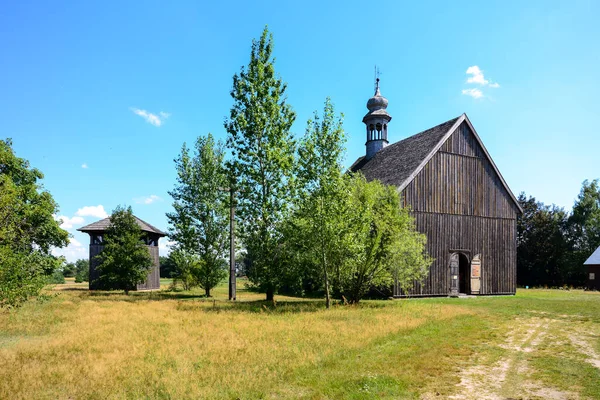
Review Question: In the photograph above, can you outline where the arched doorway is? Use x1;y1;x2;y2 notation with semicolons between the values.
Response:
458;253;470;294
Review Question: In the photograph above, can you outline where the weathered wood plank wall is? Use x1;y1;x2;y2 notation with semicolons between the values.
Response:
88;244;161;291
405;213;516;295
136;246;161;290
88;244;103;290
587;266;600;290
398;122;518;296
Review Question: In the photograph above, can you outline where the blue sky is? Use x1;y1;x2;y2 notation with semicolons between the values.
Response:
2;1;598;261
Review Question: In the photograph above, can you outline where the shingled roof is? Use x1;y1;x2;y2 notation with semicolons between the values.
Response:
350;116;460;187
350;113;523;212
77;216;167;236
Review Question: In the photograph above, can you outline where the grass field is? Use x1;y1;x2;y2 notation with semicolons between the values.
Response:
1;280;599;399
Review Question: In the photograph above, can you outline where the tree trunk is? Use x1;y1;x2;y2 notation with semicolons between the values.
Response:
324;275;331;309
124;289;129;296
322;252;331;309
266;289;274;302
205;287;210;297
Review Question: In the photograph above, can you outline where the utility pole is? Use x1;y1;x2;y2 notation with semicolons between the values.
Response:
229;185;236;301
219;183;236;301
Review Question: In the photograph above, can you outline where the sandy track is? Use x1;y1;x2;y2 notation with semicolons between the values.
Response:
424;313;600;400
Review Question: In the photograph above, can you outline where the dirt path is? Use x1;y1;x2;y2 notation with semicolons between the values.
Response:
569;331;600;370
424;313;600;400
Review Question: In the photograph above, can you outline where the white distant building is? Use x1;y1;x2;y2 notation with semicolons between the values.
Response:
584;246;600;290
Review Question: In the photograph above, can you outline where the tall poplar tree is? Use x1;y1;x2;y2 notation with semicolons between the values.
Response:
293;98;347;308
167;134;229;296
569;179;600;256
224;27;296;301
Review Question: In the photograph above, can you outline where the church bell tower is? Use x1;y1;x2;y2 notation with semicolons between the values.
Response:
363;78;392;160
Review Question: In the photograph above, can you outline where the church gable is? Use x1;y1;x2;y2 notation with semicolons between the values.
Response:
402;119;521;219
439;119;482;157
351;83;519;296
350;116;460;186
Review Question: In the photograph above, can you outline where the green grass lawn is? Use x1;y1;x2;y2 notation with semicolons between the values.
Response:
1;282;599;399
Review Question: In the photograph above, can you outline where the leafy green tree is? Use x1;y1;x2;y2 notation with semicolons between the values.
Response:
49;269;66;284
74;259;89;283
338;175;431;303
95;206;152;295
567;179;600;286
290;98;348;308
62;262;76;278
569;179;600;256
196;256;227;296
0;250;56;307
168;249;200;291
517;193;572;287
0;139;68;308
388;217;432;296
235;252;251;277
224;27;297;301
159;256;176;278
517;182;600;288
167;134;229;297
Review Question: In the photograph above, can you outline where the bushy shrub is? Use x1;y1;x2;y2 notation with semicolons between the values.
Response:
0;139;69;307
48;269;66;284
62;262;76;278
74;259;89;283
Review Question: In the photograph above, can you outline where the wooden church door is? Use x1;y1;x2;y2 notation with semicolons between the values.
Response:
449;253;459;297
470;254;481;294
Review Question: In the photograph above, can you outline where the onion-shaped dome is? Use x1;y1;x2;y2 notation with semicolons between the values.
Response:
366;87;389;111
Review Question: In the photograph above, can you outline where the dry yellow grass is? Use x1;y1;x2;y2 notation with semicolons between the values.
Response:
3;283;598;399
0;280;476;399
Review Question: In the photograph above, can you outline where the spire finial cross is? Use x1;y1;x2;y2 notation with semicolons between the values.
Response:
374;65;381;94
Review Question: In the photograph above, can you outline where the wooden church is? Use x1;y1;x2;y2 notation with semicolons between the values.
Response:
351;80;523;297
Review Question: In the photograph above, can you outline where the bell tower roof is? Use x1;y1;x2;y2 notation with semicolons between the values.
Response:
362;76;392;160
366;78;389;112
363;78;392;123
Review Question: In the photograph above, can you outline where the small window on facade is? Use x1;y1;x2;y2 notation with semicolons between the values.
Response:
590;273;596;280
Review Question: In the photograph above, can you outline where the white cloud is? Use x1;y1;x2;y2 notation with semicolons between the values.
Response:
81;163;88;169
462;88;484;99
135;194;162;205
56;215;86;229
76;205;108;219
466;66;488;85
52;237;89;262
462;66;500;99
130;108;170;127
465;65;500;88
159;239;175;256
52;237;87;262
